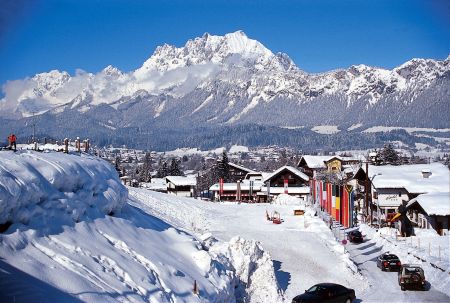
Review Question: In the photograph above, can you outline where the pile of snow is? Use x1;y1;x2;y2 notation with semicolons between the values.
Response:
0;150;127;230
272;193;304;207
208;236;284;303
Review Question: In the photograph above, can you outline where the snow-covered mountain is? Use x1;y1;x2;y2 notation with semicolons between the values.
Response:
0;31;448;148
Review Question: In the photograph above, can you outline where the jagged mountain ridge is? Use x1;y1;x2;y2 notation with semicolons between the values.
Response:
0;31;449;133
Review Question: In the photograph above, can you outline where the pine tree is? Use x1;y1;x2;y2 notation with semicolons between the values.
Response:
156;161;169;178
379;144;400;165
216;151;230;182
114;156;122;176
139;152;152;182
169;158;182;176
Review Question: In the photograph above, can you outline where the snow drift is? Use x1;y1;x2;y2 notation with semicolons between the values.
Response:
0;150;127;230
0;151;285;302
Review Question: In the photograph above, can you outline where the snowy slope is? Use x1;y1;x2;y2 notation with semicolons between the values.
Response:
0;151;238;302
0;151;291;303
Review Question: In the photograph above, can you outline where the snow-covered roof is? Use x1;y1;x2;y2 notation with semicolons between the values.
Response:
166;176;197;186
365;163;449;194
228;145;249;154
228;162;254;173
298;155;329;169
263;166;309;182
406;192;450;216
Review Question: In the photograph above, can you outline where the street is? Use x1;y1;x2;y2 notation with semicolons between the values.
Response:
347;235;450;302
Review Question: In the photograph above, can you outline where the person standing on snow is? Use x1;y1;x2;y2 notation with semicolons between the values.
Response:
8;133;17;151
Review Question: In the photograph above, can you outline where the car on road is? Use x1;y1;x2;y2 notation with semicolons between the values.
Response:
347;230;363;243
398;264;426;291
376;253;401;271
292;282;356;303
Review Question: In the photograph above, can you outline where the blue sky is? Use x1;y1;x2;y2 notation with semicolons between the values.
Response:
1;0;449;86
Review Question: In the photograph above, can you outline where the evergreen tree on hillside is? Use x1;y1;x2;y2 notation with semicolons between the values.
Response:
156;161;169;178
139;152;152;182
379;144;400;165
216;151;230;182
114;156;122;176
169;158;183;176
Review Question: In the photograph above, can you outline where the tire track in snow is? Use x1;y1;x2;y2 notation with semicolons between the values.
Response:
97;230;176;303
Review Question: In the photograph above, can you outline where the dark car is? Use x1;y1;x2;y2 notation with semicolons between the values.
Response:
398;264;426;291
347;230;363;243
292;283;356;303
377;253;401;271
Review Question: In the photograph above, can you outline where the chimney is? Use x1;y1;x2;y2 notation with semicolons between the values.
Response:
421;169;432;178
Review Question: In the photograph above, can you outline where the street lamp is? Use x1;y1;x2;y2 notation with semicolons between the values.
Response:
369;173;382;227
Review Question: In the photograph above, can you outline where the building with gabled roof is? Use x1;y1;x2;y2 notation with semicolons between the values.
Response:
405;192;450;235
228;162;255;182
166;176;197;197
261;166;310;200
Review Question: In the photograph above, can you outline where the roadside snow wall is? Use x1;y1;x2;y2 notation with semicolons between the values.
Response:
0;150;127;230
208;236;285;303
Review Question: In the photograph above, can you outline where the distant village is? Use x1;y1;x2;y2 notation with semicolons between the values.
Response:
9;139;450;237
92;143;450;237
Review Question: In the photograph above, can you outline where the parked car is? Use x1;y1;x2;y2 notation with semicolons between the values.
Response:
347;230;363;243
292;283;356;303
398;264;426;291
377;253;401;271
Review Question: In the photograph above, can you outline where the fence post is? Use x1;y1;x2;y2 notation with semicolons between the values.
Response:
76;137;81;153
64;138;69;153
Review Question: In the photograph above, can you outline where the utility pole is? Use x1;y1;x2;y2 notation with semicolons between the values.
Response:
365;161;369;224
31;111;37;143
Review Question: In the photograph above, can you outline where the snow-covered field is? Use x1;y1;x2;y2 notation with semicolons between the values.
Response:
1;150;448;302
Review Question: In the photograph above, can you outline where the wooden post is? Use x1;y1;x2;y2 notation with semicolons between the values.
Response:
86;139;90;152
64;138;69;153
76;137;80;153
34;142;38;151
193;280;199;295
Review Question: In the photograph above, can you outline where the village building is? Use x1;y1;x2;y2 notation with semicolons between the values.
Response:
209;180;263;202
405;192;450;235
261;166;310;202
354;163;450;223
228;162;255;182
298;155;362;179
165;176;197;197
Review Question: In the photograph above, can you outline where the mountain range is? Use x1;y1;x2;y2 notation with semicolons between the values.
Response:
1;31;449;151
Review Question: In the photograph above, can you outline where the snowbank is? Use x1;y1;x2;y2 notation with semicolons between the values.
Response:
0;151;238;302
0;150;127;230
207;236;284;303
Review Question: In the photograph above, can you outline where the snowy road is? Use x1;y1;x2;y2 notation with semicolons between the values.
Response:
204;204;368;301
347;236;450;303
